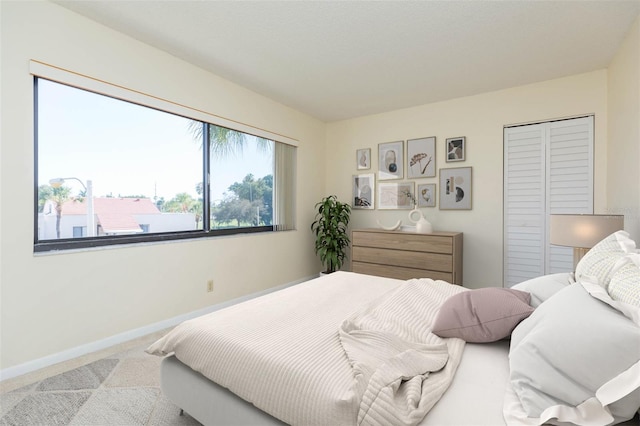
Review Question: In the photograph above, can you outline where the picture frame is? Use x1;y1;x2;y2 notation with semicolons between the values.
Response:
356;148;371;170
377;182;414;210
407;136;436;178
352;173;375;209
378;141;404;180
417;183;436;207
439;167;472;210
445;137;466;162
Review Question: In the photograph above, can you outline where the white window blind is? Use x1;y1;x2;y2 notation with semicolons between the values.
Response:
274;142;297;231
504;116;594;287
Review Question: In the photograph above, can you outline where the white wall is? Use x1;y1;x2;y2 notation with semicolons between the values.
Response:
0;1;325;371
607;16;640;241
326;71;609;289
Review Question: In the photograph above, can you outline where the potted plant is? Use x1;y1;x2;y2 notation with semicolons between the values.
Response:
310;195;351;274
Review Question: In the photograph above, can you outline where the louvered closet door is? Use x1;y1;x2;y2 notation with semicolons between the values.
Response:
504;124;546;286
546;117;594;273
504;116;593;287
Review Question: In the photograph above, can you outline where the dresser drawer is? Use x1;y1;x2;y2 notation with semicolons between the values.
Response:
352;262;453;282
352;246;452;272
352;231;453;254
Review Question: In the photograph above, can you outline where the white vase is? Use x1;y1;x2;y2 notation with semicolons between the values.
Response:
408;207;432;234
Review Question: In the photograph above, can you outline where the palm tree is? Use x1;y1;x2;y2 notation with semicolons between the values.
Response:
188;121;271;158
37;185;53;213
42;185;71;239
163;192;202;228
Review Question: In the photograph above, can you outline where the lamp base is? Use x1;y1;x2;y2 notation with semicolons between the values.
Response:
573;247;590;270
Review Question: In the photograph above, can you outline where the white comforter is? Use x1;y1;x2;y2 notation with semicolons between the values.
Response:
147;272;466;426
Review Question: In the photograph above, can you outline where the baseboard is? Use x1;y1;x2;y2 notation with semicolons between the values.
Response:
0;275;314;382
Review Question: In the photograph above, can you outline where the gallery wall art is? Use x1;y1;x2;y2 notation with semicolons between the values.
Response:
440;167;472;210
407;136;435;178
378;141;404;180
352;173;374;209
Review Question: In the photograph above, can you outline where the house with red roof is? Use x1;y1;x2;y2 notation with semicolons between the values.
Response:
38;197;196;240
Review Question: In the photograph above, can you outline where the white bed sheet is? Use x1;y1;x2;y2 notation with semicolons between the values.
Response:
423;340;510;425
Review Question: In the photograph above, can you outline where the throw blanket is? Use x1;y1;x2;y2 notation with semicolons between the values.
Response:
340;279;466;426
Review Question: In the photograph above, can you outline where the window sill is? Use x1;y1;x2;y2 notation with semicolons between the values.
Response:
34;226;274;254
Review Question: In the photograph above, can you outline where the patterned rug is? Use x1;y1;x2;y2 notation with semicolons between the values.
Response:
0;343;201;426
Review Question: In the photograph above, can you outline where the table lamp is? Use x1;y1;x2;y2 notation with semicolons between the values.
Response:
550;214;624;268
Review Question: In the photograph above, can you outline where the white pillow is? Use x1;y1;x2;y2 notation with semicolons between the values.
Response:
511;273;573;307
575;231;636;289
608;253;640;308
507;282;640;425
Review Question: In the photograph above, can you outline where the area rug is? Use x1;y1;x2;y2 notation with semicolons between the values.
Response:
0;343;200;426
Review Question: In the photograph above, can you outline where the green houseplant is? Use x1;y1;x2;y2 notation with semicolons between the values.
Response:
310;195;351;274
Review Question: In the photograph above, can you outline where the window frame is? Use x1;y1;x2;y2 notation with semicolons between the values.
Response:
31;61;297;253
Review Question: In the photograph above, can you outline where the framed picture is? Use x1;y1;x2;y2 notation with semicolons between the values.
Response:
356;148;371;170
439;167;472;210
446;137;466;162
417;183;436;207
378;141;404;180
407;136;436;178
352;173;374;209
378;182;414;210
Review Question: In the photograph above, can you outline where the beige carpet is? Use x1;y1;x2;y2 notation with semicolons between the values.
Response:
0;342;201;426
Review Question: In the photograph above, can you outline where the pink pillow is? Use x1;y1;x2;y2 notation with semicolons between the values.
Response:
432;288;534;343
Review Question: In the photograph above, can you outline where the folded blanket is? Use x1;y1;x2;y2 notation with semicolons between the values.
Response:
339;279;466;426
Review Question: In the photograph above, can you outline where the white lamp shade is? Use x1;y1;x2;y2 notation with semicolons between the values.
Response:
550;214;624;249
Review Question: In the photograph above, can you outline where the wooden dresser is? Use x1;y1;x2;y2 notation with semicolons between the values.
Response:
351;229;463;285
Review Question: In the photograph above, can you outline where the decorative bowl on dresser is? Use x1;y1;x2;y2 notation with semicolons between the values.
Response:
351;229;463;285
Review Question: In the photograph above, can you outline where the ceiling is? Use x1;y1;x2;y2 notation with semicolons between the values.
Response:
53;1;640;122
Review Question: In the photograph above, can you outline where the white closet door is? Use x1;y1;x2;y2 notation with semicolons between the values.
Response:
504;124;546;287
504;116;594;287
546;117;594;273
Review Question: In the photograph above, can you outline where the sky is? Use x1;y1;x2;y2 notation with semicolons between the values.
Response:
37;79;273;202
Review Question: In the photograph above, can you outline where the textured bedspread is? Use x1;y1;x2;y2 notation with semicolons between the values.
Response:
340;279;466;426
147;272;465;426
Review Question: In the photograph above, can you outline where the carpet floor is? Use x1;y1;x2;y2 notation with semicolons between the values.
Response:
0;343;201;426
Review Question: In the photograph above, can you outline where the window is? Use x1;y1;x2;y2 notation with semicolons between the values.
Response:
209;130;274;229
33;67;296;252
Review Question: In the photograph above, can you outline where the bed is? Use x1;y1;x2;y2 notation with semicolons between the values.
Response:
147;231;640;426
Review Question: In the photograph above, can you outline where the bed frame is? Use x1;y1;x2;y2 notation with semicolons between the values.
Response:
161;355;285;425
